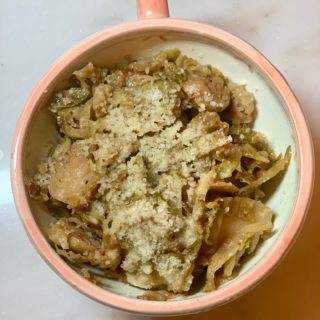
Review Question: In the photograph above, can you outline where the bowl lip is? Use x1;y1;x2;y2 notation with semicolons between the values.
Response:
10;18;314;316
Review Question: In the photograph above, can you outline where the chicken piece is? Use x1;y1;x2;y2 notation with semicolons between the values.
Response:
228;84;256;123
48;217;120;269
49;149;100;208
182;71;230;112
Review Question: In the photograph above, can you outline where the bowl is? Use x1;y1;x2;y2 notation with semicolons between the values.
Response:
10;0;314;316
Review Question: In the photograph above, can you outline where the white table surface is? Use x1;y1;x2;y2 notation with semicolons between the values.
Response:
1;0;319;319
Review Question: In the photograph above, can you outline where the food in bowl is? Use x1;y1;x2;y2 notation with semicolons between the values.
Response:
27;49;290;298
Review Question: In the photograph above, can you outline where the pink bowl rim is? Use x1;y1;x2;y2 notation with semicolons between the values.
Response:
10;18;314;315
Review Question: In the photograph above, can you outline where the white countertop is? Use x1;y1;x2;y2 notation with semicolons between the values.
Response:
1;0;319;319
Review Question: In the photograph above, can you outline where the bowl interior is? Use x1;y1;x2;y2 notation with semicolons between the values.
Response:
23;28;299;300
